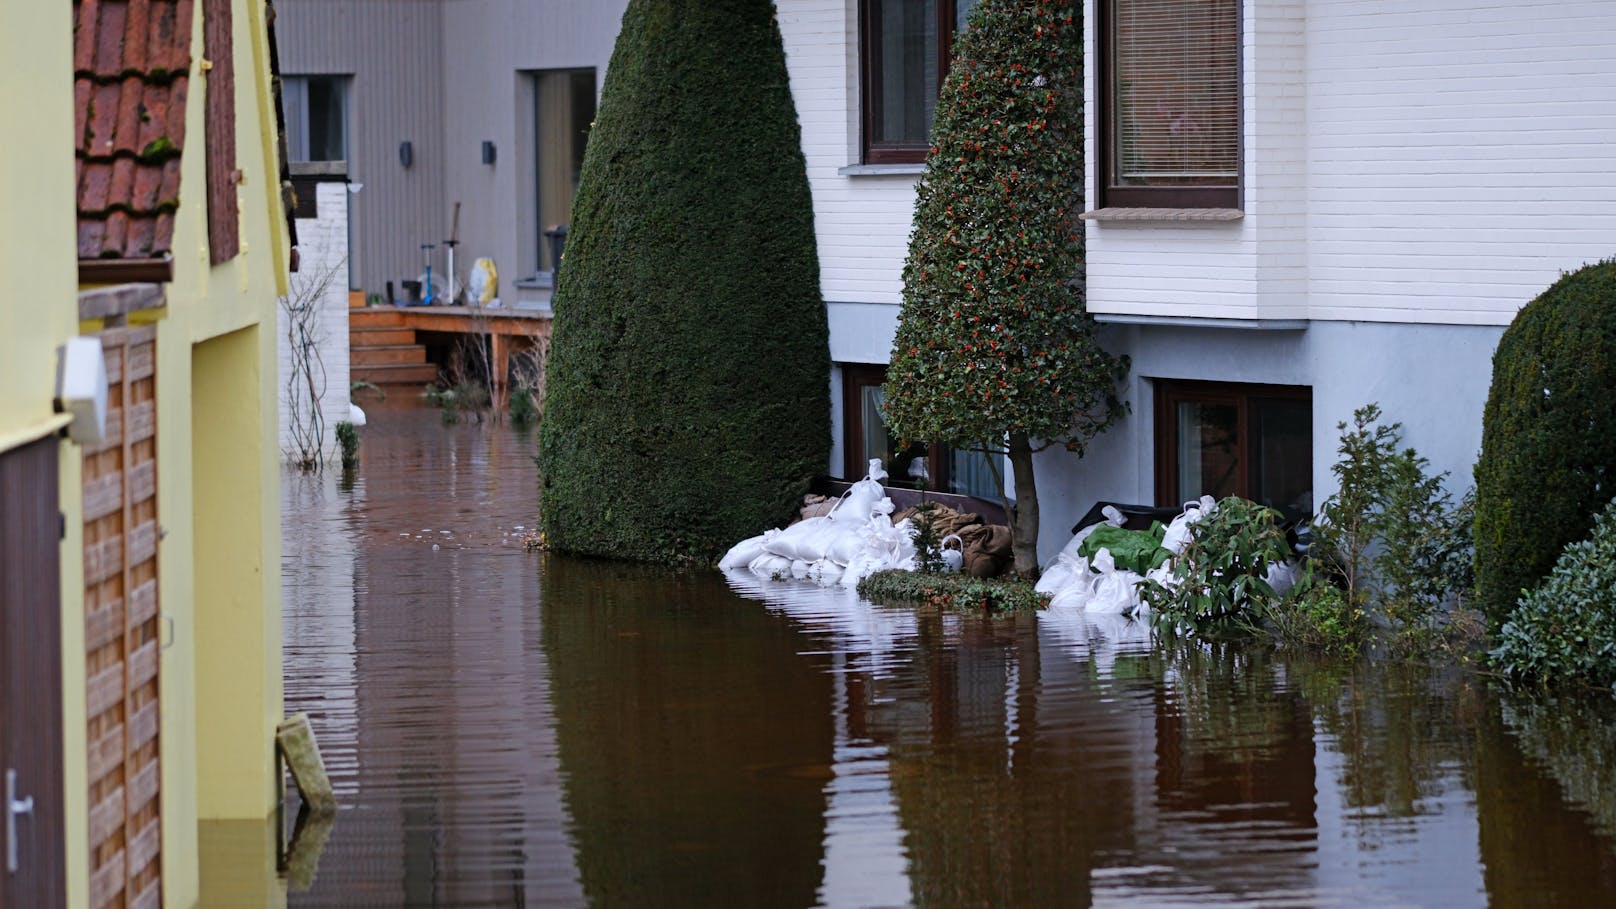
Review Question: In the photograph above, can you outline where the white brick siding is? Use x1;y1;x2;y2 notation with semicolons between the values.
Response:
278;181;352;464
778;1;918;333
1085;0;1616;326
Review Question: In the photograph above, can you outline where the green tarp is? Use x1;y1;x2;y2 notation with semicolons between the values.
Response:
1078;522;1171;575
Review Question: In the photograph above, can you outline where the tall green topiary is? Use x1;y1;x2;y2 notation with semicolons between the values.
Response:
538;0;829;564
883;0;1127;576
1475;259;1616;625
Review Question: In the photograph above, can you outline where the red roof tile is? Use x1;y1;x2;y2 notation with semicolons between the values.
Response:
74;0;196;262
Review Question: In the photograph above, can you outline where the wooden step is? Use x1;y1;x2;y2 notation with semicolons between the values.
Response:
349;327;416;346
352;345;427;366
348;308;409;328
352;363;440;385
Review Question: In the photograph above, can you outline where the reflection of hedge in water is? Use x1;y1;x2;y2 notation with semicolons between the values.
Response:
1475;694;1616;901
1502;697;1616;840
1290;659;1484;817
881;614;1101;907
538;558;833;907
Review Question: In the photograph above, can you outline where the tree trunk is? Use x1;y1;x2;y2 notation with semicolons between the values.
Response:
1007;433;1040;578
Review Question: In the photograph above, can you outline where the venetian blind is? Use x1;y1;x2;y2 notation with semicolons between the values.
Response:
1111;0;1239;185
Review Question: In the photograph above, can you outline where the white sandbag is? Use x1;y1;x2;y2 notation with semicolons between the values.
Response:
764;516;839;562
1089;566;1145;615
1043;505;1127;580
719;532;770;570
748;552;793;579
1265;559;1300;598
1036;552;1091;596
1048;572;1096;612
805;559;845;586
1161;495;1219;554
790;559;812;580
829;460;889;524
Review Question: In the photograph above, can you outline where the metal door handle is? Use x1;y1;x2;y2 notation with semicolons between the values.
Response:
6;768;33;873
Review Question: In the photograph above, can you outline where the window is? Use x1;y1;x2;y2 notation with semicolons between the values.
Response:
1155;380;1311;521
1100;0;1239;208
532;69;596;275
283;75;349;162
842;364;1001;500
859;0;976;164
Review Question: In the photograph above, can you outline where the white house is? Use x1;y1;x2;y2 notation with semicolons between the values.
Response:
776;0;1616;562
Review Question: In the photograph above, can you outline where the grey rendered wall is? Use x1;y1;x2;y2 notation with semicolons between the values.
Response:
1027;321;1505;565
276;0;626;298
439;0;626;289
277;0;448;297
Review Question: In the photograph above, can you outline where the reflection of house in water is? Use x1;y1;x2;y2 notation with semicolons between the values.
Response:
283;418;583;904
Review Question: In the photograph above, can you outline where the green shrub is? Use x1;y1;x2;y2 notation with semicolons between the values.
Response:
1475;259;1616;626
882;0;1127;575
857;570;1047;614
1267;568;1369;656
509;385;539;425
537;0;829;564
1491;497;1616;688
335;421;359;472
1312;404;1457;633
1141;497;1291;633
425;381;490;424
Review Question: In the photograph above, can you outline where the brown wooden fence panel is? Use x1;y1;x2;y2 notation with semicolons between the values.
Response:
83;326;162;909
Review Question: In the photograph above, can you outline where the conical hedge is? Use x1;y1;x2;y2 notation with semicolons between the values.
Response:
882;0;1126;572
1475;259;1616;625
538;0;830;564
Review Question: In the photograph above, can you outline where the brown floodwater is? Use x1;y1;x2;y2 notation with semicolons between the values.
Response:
277;403;1616;907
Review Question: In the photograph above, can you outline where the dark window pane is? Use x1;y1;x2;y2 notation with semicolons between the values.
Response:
948;448;999;499
306;76;346;162
1251;398;1312;519
869;0;939;149
1176;400;1241;501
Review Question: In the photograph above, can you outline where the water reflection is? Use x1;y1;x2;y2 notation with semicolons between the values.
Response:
270;405;1616;907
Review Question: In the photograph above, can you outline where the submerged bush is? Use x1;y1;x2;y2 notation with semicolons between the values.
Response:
1141;497;1292;633
857;570;1047;614
1475;259;1616;626
538;0;829;564
1491;497;1616;688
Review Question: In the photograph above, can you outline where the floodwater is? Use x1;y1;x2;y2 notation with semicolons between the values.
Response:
277;404;1616;907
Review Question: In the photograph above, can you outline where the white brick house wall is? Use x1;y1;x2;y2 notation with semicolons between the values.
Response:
1084;0;1616;326
278;179;352;464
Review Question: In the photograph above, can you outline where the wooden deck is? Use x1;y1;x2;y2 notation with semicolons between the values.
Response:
350;305;552;390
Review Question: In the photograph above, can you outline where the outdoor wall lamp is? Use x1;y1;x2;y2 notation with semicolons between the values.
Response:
399;141;414;169
482;141;497;165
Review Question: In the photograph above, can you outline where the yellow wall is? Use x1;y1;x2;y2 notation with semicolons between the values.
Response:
5;1;289;905
154;2;290;906
0;6;91;909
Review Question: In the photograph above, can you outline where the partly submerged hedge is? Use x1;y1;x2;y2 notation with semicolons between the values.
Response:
538;0;830;563
1474;259;1616;625
1492;497;1616;688
857;570;1048;613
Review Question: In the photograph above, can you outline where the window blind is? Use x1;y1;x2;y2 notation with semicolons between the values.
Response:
1110;0;1239;186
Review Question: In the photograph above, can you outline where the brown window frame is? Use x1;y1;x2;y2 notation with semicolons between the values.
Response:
858;0;967;165
843;364;946;485
1153;379;1311;515
1098;0;1242;209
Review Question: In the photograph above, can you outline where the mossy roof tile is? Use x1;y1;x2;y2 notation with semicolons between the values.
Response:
74;0;196;262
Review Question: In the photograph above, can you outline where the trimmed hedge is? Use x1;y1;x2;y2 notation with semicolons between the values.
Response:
1474;259;1616;625
856;570;1048;614
538;0;830;564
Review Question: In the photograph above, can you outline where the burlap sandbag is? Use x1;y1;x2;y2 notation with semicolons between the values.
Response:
958;524;1013;578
